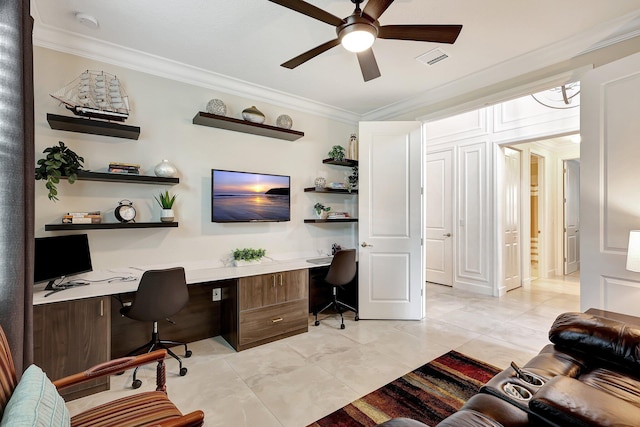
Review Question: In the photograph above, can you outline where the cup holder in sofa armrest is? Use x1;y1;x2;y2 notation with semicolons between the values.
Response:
510;362;545;386
503;383;532;401
480;364;545;411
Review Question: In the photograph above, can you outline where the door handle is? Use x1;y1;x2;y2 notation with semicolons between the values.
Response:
361;242;374;247
443;233;451;237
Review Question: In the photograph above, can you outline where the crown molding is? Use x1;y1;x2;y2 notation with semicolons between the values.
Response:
31;5;640;124
32;25;361;125
362;10;640;121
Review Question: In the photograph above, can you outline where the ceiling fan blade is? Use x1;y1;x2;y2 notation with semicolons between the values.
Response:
362;0;395;21
356;49;381;82
378;24;463;43
281;39;341;69
268;0;344;26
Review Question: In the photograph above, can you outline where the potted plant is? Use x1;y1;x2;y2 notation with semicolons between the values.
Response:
232;248;266;266
35;141;84;201
314;202;331;219
328;145;346;162
154;190;177;222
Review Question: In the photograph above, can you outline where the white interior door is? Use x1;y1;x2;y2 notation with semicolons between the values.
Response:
425;150;453;286
581;52;640;314
358;121;423;320
503;147;521;291
564;159;580;275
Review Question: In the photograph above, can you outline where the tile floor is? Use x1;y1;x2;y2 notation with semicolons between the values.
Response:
65;274;580;427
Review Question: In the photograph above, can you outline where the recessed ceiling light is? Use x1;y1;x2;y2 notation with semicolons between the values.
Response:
75;13;99;29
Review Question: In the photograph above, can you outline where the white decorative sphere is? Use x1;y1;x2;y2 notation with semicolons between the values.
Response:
276;114;293;129
206;99;227;116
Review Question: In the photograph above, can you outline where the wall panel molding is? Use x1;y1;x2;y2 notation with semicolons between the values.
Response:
425;109;488;146
457;141;489;283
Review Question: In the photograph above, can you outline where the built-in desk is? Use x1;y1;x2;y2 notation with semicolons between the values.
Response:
33;257;333;400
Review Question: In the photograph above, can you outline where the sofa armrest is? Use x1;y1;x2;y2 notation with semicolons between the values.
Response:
152;410;205;427
376;418;430;427
529;375;640;427
549;312;640;371
53;349;168;393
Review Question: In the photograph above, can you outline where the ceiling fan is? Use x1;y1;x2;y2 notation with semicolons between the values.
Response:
268;0;463;82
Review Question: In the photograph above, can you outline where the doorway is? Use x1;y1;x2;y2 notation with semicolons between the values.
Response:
530;154;542;280
425;149;453;286
502;136;580;284
563;159;580;275
503;146;522;291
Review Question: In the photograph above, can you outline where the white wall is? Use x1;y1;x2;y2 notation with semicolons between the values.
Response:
424;92;579;296
34;47;358;270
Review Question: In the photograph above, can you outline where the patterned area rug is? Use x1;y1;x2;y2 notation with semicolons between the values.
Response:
308;350;500;427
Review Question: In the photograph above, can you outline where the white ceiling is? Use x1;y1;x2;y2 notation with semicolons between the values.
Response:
31;1;640;121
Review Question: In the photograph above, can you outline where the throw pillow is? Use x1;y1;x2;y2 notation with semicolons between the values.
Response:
0;364;70;426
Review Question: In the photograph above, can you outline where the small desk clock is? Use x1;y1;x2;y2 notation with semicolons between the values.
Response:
115;199;136;223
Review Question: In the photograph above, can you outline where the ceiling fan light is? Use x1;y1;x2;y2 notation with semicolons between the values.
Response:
340;24;376;52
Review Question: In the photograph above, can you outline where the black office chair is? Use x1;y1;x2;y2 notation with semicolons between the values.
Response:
120;267;192;389
313;249;359;329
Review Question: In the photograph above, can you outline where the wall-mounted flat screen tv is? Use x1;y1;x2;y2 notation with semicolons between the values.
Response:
211;169;290;222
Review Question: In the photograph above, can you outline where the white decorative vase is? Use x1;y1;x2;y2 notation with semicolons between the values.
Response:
160;208;175;222
154;160;178;178
241;106;265;124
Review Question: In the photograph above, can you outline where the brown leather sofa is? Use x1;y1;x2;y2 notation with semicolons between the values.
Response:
379;311;640;427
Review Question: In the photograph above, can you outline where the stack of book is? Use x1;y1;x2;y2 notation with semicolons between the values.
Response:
108;162;140;174
62;211;102;224
327;211;350;219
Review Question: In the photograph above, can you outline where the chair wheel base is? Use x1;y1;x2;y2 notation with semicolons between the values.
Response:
355;315;359;321
180;367;188;376
314;320;320;326
132;379;142;389
185;350;192;358
340;324;345;329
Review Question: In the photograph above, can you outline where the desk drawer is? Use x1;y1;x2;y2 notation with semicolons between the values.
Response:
239;300;308;347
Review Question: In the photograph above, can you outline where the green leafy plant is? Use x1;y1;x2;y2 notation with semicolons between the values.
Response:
35;141;84;201
154;190;177;209
328;145;345;161
314;202;331;216
232;248;266;262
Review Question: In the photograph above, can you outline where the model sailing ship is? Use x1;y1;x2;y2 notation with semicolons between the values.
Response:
50;70;130;122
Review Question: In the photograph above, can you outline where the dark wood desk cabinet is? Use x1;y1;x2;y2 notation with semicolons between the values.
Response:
225;269;308;351
34;296;111;401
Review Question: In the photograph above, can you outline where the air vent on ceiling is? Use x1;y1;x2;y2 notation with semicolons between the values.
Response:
416;48;449;66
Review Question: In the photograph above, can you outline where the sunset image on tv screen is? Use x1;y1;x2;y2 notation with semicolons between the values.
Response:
212;170;290;222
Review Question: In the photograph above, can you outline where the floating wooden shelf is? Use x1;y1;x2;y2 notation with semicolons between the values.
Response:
45;222;179;231
192;111;304;141
67;170;179;185
322;158;358;167
303;187;357;194
304;219;358;223
47;113;141;140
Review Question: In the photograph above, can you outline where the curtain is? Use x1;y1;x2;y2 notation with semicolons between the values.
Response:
0;0;34;374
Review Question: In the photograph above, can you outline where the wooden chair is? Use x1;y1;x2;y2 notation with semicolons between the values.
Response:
0;323;204;426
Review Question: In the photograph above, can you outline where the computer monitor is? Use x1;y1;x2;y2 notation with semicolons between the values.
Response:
34;234;93;290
